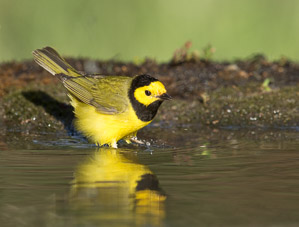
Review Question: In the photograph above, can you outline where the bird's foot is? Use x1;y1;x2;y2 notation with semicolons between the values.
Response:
111;141;118;148
130;137;145;145
130;137;151;147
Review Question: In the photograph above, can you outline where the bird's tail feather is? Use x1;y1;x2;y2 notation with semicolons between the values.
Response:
32;47;81;77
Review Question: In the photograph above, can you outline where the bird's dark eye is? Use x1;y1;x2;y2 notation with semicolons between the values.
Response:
145;90;151;96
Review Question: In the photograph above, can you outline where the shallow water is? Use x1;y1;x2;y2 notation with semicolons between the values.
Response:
1;127;299;227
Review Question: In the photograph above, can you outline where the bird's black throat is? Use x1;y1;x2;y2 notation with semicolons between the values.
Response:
129;75;163;122
130;96;163;122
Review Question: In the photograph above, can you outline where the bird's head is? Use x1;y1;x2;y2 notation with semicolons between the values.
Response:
129;74;171;122
132;74;171;106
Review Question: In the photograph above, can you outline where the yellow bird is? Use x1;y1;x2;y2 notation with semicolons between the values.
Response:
70;148;166;225
32;47;171;148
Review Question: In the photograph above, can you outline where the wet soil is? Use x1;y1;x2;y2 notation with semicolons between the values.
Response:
0;54;299;135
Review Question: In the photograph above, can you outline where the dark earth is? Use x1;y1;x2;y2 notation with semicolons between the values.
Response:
1;45;299;144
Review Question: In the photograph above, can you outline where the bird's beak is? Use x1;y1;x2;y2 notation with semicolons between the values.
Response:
158;93;172;100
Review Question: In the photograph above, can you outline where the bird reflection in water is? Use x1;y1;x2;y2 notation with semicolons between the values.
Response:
69;148;166;226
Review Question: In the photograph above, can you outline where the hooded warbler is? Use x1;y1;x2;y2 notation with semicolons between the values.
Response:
70;148;166;225
32;47;171;148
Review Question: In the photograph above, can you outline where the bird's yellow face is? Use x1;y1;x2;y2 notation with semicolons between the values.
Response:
133;81;170;107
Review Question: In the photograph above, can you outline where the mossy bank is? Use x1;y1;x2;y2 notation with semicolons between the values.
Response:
1;54;299;136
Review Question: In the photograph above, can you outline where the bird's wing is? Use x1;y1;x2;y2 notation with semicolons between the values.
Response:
60;74;132;114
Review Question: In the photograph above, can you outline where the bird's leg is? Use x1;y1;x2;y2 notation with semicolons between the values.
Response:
124;132;137;144
124;138;132;144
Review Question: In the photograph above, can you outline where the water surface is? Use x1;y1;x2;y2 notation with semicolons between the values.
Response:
1;127;299;226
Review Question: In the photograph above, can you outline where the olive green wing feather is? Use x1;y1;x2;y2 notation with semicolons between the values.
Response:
33;47;132;114
61;75;132;114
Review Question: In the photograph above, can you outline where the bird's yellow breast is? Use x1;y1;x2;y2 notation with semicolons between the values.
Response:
70;96;151;146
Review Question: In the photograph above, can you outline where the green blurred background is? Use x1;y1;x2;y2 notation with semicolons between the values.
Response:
0;0;298;62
